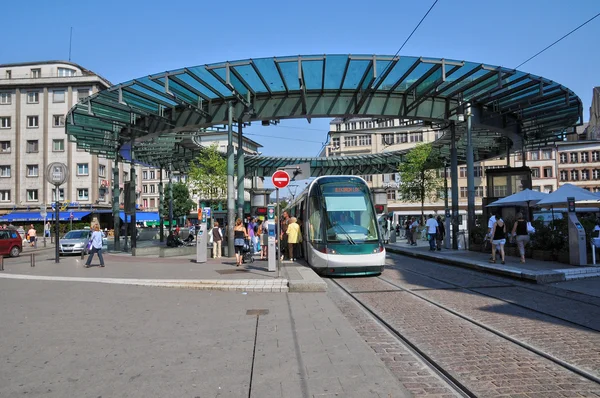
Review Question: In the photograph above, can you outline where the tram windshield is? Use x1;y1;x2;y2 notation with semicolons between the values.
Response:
320;182;379;243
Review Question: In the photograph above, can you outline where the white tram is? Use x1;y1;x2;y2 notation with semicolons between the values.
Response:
286;176;385;276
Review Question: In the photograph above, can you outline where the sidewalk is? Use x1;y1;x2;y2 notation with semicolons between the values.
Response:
0;249;326;293
386;239;600;284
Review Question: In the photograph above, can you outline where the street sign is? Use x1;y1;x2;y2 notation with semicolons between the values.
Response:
69;212;74;220
203;207;211;218
272;170;290;189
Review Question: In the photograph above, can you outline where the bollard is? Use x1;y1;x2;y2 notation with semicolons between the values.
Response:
0;255;3;271
30;253;35;267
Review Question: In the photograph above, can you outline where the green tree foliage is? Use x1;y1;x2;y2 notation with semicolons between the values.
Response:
188;143;227;210
397;143;443;223
172;182;195;219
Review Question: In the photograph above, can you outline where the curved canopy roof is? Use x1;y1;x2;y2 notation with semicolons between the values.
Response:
66;54;582;176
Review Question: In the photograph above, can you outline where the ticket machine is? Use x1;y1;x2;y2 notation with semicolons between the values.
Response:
567;197;587;265
196;207;208;263
267;204;276;272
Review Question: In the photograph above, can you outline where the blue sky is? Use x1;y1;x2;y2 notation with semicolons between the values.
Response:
2;0;599;195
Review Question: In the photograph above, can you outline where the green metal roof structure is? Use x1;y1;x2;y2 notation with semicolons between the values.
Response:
66;54;582;176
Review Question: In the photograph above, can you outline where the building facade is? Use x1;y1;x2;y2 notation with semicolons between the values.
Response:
0;61;113;213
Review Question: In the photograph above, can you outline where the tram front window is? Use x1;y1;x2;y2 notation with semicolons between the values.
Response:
321;184;379;243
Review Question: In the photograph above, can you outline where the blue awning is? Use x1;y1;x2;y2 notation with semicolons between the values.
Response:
0;211;92;222
119;211;159;222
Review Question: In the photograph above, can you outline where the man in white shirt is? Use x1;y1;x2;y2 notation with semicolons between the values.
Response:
488;212;500;260
425;214;438;251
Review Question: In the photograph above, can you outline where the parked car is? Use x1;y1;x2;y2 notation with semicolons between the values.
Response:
59;229;107;256
0;229;22;257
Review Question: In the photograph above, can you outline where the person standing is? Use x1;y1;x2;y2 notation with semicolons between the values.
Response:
490;212;506;264
436;215;445;251
44;221;51;238
27;224;37;247
233;218;248;266
247;218;256;252
280;211;290;261
85;225;105;268
511;212;529;264
487;211;500;261
425;215;438;251
260;219;269;260
410;217;419;246
286;217;300;262
212;221;223;259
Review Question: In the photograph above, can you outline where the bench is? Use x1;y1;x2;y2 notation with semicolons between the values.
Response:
0;252;36;271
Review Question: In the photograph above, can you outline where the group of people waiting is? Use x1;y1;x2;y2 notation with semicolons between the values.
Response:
404;216;446;251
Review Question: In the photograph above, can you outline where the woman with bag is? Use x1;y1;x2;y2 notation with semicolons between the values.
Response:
85;225;105;268
490;212;506;264
286;217;300;262
511;212;530;264
233;218;248;266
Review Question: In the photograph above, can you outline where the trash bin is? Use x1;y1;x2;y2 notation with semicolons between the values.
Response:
390;231;396;243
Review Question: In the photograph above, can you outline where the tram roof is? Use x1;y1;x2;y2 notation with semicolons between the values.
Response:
66;54;582;176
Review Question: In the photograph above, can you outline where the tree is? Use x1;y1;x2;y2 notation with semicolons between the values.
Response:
397;143;444;223
187;143;227;210
172;182;195;220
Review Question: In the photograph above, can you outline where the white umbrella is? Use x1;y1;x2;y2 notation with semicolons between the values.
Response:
536;183;600;206
486;189;548;207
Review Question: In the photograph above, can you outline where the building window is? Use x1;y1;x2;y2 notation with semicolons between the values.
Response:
531;168;540;178
530;151;539;160
150;198;155;208
570;170;579;180
0;92;11;104
77;188;89;200
358;135;371;146
0;190;10;201
460;187;467;198
582;170;590;180
382;133;394;146
53;115;65;127
335;124;341;132
142;185;148;193
362;175;373;182
5;70;11;79
143;199;148;208
142;171;148;180
542;149;553;160
570;153;578;163
543;167;553;178
532;186;540;192
149;170;155;179
581;152;589;163
99;164;106;177
26;189;38;201
332;138;340;149
53;90;65;103
0;141;10;153
560;170;568;181
560;153;568;163
26;164;38;177
474;166;483;178
27;115;38;128
593;152;600;162
396;133;408;143
31;68;41;78
77;163;89;176
0;117;10;129
77;89;89;102
57;68;76;77
150;185;156;193
386;190;396;200
53;139;64;152
344;136;357;147
475;186;484;197
27;91;39;104
52;188;65;201
123;171;129;181
26;140;38;153
543;185;553;194
493;186;507;197
459;167;467;178
409;132;423;142
594;170;600;180
515;152;522;161
0;165;10;177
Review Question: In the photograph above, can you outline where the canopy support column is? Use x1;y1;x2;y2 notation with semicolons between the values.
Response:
450;122;459;250
130;140;137;250
237;122;245;221
112;144;120;252
159;169;164;242
227;103;235;258
466;106;476;250
168;162;173;234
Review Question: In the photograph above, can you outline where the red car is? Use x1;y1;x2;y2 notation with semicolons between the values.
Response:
0;229;22;257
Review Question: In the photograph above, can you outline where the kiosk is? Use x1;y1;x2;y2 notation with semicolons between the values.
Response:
567;197;587;266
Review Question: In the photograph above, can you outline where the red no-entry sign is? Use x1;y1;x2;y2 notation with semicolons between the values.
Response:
272;170;290;189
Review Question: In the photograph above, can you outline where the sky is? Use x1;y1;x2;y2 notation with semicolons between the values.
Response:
2;0;599;196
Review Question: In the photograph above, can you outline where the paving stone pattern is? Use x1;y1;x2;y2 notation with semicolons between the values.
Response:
327;280;461;398
338;277;600;398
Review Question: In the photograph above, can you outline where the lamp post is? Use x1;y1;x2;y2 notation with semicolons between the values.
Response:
45;163;68;263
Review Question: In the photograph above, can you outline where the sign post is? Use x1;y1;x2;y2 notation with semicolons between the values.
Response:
45;163;68;263
271;171;290;278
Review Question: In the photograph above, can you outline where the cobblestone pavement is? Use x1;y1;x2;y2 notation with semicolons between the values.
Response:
336;277;600;397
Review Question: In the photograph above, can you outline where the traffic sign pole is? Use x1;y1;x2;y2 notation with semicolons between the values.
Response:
276;187;280;278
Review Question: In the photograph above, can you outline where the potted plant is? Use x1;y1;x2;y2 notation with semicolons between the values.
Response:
529;221;555;261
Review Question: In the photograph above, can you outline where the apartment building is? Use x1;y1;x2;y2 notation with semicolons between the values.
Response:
0;61;115;213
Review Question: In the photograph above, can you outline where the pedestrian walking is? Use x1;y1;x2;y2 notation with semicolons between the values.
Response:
487;211;501;261
44;221;51;238
436;216;445;251
511;212;530;264
233;218;248;267
212;221;223;258
490;212;506;264
85;225;105;268
27;224;37;247
425;214;438;251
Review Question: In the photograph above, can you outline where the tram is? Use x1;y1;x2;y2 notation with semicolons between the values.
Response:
285;176;385;276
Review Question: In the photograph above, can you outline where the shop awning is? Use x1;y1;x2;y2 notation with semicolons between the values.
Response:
119;211;159;222
0;211;92;222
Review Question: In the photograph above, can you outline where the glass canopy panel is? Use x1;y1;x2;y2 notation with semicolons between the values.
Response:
212;67;248;96
176;72;222;99
462;75;500;100
277;61;300;91
232;64;268;93
187;67;231;97
302;60;324;90
442;68;489;95
498;86;552;108
376;57;419;91
121;91;162;112
415;67;443;98
394;62;433;92
129;83;177;106
154;77;199;104
252;58;286;92
323;55;349;89
342;60;371;89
